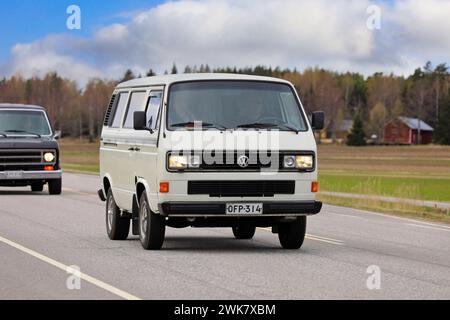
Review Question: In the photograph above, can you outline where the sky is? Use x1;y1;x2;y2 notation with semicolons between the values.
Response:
0;0;449;87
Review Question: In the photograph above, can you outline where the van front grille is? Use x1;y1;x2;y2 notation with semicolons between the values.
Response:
188;180;295;197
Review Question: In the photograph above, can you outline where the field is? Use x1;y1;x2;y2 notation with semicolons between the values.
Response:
59;139;450;222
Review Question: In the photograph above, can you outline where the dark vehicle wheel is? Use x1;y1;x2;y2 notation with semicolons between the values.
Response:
106;189;130;240
31;183;44;192
48;178;62;195
278;216;307;250
139;192;165;250
232;225;256;239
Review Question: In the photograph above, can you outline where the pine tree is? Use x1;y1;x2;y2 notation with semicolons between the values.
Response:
171;63;178;74
434;91;450;145
347;113;367;146
146;69;156;77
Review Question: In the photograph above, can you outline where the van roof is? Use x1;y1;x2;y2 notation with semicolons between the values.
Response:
116;73;291;89
0;103;45;110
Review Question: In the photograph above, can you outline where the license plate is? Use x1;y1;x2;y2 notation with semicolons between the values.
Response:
226;203;263;215
6;171;23;179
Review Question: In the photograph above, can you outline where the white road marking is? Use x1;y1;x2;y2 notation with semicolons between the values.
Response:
406;224;450;233
0;235;141;300
257;228;345;246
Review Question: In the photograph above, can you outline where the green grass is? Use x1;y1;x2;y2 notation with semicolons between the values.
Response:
320;171;450;202
318;194;450;224
62;163;99;174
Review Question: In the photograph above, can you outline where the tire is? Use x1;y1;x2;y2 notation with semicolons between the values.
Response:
278;216;307;249
31;183;44;192
105;189;130;240
48;178;62;195
139;192;165;250
232;225;256;239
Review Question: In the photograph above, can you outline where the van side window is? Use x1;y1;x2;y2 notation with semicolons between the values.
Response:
111;92;129;128
146;91;163;129
123;91;146;129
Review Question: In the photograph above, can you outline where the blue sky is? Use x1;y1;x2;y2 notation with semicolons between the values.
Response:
0;0;162;60
0;0;449;86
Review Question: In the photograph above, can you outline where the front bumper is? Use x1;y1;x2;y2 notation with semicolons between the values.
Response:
0;170;62;181
159;201;322;217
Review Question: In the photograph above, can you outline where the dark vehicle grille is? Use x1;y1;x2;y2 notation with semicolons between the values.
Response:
188;181;295;197
0;149;52;168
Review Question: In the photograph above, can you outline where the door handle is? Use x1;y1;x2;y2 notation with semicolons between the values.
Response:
128;147;136;151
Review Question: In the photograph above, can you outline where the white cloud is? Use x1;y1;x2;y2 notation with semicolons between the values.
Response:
1;0;449;86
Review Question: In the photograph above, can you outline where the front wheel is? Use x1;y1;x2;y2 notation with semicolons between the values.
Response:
278;216;307;249
139;193;165;250
106;189;130;240
232;225;256;239
48;179;62;195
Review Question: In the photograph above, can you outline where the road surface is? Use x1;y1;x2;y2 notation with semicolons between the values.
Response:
0;173;449;300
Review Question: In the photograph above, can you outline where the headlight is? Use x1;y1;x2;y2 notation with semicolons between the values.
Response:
283;155;314;170
168;155;200;170
295;155;314;169
283;156;296;168
44;152;55;162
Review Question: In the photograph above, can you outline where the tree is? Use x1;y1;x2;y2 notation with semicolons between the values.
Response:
434;90;450;145
146;69;156;77
171;63;178;74
347;113;366;146
120;69;135;82
369;102;387;142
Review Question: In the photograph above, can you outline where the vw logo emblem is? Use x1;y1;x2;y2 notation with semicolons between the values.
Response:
237;155;249;168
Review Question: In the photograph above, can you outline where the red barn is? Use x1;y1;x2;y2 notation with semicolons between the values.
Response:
383;117;434;145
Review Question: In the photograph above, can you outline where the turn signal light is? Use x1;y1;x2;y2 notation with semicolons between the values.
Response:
44;166;54;171
311;181;319;193
159;182;169;193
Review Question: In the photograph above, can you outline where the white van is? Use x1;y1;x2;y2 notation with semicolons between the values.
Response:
98;74;324;250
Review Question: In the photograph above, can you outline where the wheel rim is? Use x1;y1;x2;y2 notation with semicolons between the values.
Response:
107;196;114;232
140;204;148;238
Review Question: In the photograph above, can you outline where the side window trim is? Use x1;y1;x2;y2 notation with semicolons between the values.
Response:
110;91;130;128
122;90;147;129
145;89;164;130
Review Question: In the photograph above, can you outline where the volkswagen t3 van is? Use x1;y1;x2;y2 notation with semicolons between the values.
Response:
98;74;324;250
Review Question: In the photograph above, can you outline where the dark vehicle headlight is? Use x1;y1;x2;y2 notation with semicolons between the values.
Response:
44;152;55;162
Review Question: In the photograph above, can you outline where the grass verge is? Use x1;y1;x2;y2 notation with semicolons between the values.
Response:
318;194;450;224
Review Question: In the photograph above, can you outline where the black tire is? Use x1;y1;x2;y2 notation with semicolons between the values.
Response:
31;183;44;192
139;192;165;250
278;216;307;249
105;189;130;240
48;178;62;195
232;225;256;239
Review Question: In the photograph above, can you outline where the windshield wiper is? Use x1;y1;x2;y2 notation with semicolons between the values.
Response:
0;133;7;138
171;122;227;130
237;122;299;133
4;130;42;138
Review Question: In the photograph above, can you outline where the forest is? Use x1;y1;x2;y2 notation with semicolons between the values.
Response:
0;62;449;144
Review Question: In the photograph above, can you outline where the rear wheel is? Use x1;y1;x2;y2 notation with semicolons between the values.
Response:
48;178;62;195
31;183;44;192
278;217;307;249
105;189;130;240
139;192;165;250
232;225;256;239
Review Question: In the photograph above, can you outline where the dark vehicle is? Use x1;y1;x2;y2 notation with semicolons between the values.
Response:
0;104;62;194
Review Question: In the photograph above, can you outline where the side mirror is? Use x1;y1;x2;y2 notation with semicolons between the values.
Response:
53;130;61;140
133;111;147;130
133;111;154;133
311;111;325;130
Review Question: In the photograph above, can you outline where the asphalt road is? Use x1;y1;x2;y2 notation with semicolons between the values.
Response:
0;173;449;300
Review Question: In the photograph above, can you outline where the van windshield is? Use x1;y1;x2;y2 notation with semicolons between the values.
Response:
167;81;308;131
0;110;51;136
